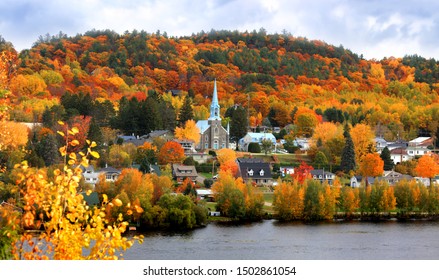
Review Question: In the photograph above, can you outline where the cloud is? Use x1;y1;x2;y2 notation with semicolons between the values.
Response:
1;0;439;59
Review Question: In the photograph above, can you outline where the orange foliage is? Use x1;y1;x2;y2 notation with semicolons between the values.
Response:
415;155;439;180
158;141;185;165
358;153;384;178
0;121;29;150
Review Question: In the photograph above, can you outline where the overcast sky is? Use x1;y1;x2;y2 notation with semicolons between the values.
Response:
1;0;438;60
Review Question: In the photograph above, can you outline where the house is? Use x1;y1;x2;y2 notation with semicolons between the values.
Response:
407;137;433;157
237;158;273;185
81;165;121;188
173;139;196;154
310;169;336;185
350;176;376;188
390;148;410;164
172;164;198;184
196;189;214;201
293;138;310;151
377;171;413;185
238;132;277;152
375;137;388;153
196;80;230;150
280;166;295;177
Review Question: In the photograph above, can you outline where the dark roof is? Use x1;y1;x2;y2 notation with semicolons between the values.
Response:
81;192;100;206
237;159;272;180
310;169;335;177
172;164;198;178
100;166;121;174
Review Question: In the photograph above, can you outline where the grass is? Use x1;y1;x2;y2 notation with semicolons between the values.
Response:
199;172;213;179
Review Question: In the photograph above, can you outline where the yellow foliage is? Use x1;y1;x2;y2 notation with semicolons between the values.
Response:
0;121;28;151
174;119;200;145
7;129;142;260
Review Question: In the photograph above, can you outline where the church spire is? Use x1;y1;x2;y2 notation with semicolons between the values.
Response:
208;79;221;121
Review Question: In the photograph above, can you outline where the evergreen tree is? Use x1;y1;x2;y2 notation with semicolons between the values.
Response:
226;105;248;142
340;125;356;173
178;96;194;126
380;146;394;171
87;118;104;147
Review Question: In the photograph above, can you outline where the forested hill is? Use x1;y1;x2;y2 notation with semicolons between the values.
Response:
1;29;439;139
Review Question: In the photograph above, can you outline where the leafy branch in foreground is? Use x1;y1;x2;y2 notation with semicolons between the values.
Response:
5;122;143;260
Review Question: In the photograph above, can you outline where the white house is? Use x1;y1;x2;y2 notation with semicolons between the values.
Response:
310;169;336;185
238;132;276;151
81;165;121;188
406;137;433;157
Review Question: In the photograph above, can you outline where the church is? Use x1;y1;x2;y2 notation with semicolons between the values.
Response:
196;80;229;150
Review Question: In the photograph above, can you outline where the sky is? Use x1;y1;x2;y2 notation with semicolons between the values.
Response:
1;0;439;60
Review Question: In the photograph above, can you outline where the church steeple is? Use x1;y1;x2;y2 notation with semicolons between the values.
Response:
208;79;221;121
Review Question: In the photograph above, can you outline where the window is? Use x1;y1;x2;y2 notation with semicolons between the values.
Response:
205;135;208;141
248;169;254;176
259;169;265;176
221;142;225;148
205;143;209;149
214;127;219;134
106;174;112;180
214;140;219;150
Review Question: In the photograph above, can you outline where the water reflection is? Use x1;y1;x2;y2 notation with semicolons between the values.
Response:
123;220;439;260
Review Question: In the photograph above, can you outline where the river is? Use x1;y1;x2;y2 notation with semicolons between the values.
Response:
123;219;439;260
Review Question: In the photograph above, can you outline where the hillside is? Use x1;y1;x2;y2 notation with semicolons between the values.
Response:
1;29;439;140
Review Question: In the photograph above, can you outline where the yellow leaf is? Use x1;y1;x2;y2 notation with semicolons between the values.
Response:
57;131;65;137
86;190;92;196
71;127;79;134
114;199;123;207
58;121;65;125
90;151;100;159
127;209;133;215
69;153;77;160
71;140;79;146
90;141;97;148
102;194;108;203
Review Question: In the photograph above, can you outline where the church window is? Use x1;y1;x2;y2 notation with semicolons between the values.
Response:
214;140;219;150
214;127;218;134
248;169;254;176
260;169;265;176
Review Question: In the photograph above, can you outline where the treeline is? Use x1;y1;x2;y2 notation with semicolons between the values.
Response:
96;169;208;230
273;179;439;221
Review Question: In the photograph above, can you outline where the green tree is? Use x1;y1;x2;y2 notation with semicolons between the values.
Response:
261;139;273;155
226;105;248;142
313;151;328;169
247;142;261;153
178;96;194;126
380;146;394;171
340;125;356;173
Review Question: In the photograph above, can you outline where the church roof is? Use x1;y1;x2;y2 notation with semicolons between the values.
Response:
196;120;210;134
208;80;221;121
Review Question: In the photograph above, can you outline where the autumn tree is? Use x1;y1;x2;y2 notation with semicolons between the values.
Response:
293;161;313;184
212;171;263;220
273;181;305;221
158;141;185;165
0;121;28;151
351;123;375;164
358;153;384;186
174;119;200;145
415;155;439;186
6;125;142;260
